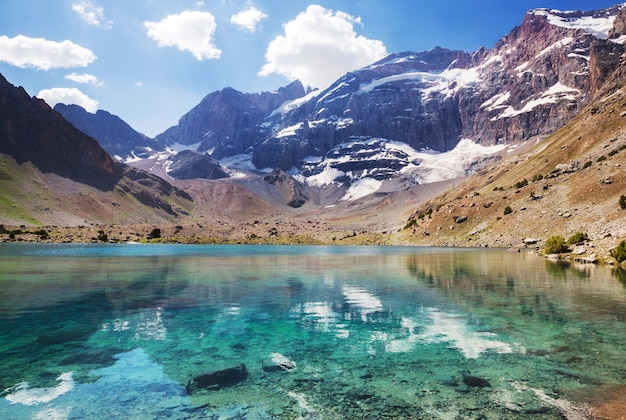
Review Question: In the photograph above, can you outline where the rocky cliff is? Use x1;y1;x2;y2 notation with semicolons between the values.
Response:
0;74;116;189
54;103;162;161
150;4;625;202
0;73;193;225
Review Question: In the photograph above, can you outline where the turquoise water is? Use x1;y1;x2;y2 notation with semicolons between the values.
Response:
1;244;625;419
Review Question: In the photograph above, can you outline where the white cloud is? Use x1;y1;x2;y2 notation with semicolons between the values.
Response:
37;88;99;113
0;35;96;70
259;5;387;89
72;2;113;28
144;11;221;60
231;7;268;33
65;72;103;86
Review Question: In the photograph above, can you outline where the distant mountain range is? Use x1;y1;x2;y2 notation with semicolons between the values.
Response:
2;3;625;253
55;4;626;204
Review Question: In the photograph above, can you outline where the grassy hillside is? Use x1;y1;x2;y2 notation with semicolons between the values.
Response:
398;73;626;262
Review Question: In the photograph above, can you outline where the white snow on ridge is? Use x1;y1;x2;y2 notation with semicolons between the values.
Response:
493;82;580;120
358;66;480;98
302;138;506;199
269;89;322;118
481;91;511;112
533;9;616;39
536;37;573;58
275;122;303;138
398;139;507;184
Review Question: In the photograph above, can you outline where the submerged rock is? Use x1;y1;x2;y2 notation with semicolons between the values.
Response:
462;374;491;388
186;364;248;393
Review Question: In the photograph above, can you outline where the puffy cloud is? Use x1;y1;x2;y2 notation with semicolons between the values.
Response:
259;5;387;89
231;7;268;33
37;88;99;113
0;35;96;70
72;2;113;28
65;72;103;86
144;11;221;60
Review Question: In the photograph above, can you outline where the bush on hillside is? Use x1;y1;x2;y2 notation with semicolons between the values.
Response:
620;195;626;210
148;228;161;239
544;236;569;254
504;205;513;215
612;240;626;264
567;232;589;245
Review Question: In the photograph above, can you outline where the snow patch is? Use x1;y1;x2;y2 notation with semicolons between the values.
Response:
536;37;573;58
275;122;303;138
341;177;383;201
307;166;345;187
533;9;616;39
493;82;580;120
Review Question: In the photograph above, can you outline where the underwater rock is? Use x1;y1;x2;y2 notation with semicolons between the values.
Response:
186;364;248;393
346;387;376;400
462;374;491;388
61;347;122;365
37;327;92;345
262;352;297;372
386;396;411;408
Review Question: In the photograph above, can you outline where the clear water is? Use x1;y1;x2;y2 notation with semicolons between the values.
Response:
1;244;625;419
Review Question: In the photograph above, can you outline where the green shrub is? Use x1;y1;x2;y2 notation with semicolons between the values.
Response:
148;228;161;239
612;240;626;263
531;174;544;182
596;155;606;163
32;229;49;239
504;205;513;215
97;230;108;242
620;195;626;210
608;149;619;157
582;161;592;169
567;232;589;245
513;179;529;189
544;236;569;254
0;224;8;234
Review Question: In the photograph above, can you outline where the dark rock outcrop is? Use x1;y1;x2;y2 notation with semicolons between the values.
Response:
167;150;228;180
263;168;308;208
185;364;248;393
0;74;115;189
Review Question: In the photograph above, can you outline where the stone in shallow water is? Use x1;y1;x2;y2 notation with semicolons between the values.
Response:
462;374;491;388
186;364;248;393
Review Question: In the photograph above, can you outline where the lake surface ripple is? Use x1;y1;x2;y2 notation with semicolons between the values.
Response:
1;244;625;419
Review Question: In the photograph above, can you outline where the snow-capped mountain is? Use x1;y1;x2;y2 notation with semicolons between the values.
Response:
54;4;626;203
147;3;625;201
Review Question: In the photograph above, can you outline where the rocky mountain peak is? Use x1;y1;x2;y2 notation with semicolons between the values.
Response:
54;103;162;161
0;74;116;188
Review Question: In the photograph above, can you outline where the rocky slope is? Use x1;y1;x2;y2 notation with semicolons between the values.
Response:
0;74;193;226
398;47;626;261
54;103;162;161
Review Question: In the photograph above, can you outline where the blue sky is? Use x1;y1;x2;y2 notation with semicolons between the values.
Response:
0;1;620;137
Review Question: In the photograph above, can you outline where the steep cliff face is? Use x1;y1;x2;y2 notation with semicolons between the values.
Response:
0;73;193;224
54;104;162;160
155;81;306;159
155;4;626;193
0;74;116;188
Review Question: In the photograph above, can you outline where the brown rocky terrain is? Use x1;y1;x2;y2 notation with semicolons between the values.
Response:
398;64;626;263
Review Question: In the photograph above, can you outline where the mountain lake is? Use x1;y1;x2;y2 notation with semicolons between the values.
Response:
0;243;625;419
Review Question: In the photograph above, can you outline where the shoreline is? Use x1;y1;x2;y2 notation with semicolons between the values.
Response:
1;223;622;267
